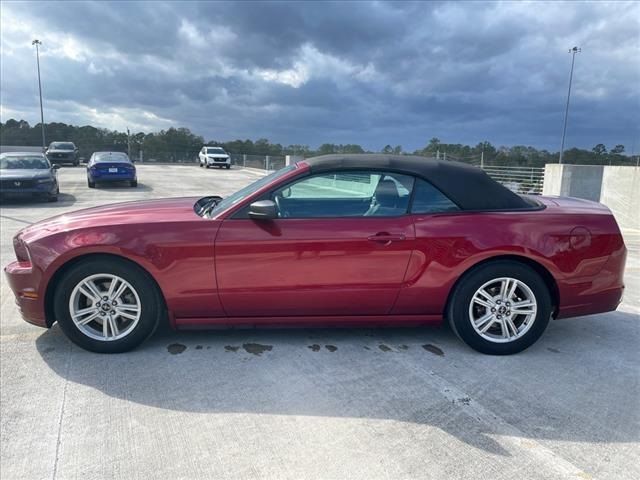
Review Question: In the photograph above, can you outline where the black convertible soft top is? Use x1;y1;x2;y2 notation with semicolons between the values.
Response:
302;154;530;211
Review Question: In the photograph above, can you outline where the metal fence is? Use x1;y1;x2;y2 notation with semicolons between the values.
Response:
480;165;545;194
229;154;286;171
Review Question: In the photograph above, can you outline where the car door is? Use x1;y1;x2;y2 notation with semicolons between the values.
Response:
215;170;417;317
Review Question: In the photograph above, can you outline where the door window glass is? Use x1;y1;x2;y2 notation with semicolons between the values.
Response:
273;171;415;218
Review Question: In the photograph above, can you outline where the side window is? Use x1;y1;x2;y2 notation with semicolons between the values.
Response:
273;171;415;218
410;178;459;214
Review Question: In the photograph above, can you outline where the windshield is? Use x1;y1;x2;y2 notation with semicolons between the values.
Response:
209;164;296;216
93;153;131;163
0;156;50;169
50;142;75;150
207;148;225;154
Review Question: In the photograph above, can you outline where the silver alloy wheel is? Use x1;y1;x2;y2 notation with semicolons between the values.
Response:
468;277;537;343
69;273;142;341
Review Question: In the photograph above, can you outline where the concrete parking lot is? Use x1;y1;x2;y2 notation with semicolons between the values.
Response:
1;165;639;480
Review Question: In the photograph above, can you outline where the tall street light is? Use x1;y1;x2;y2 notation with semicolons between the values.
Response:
32;39;46;152
559;46;581;164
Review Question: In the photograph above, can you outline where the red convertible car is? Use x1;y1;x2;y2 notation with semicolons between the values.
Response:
5;155;627;354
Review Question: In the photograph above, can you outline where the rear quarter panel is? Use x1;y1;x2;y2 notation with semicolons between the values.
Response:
393;202;625;318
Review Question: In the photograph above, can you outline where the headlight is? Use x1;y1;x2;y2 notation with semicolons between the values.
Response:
36;178;52;184
13;235;30;263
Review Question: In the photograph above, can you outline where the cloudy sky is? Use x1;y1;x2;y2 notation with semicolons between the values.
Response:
1;1;638;152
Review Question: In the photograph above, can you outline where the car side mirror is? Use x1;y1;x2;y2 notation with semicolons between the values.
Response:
52;164;61;170
248;200;278;220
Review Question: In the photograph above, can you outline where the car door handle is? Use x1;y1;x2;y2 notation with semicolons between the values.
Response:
367;233;406;243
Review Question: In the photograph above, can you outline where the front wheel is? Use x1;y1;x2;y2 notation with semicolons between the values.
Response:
53;257;163;353
130;180;138;187
447;261;551;355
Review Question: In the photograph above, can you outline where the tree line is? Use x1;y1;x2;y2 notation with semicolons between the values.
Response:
0;119;636;166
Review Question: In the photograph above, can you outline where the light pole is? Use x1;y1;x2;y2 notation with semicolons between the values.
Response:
32;39;46;152
559;46;580;164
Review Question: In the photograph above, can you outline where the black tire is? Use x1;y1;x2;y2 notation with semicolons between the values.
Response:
199;162;203;167
225;165;230;169
53;257;162;353
205;164;210;169
47;194;58;202
88;180;95;188
447;260;551;355
74;160;79;167
130;180;138;187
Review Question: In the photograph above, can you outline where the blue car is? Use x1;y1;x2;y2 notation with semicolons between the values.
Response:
87;151;137;188
0;152;60;202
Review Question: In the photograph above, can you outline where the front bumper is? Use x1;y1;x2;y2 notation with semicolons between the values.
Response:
47;154;76;164
4;261;48;328
206;157;230;165
0;183;57;197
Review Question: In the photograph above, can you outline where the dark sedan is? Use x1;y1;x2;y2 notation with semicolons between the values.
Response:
0;152;60;202
87;151;137;188
45;142;79;166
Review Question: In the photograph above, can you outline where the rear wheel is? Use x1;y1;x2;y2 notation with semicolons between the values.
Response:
130;180;138;187
88;179;95;188
447;261;551;355
47;194;58;202
225;165;231;169
53;257;162;353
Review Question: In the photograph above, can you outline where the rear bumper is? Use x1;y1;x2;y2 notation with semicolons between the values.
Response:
556;243;627;319
4;261;48;328
89;173;136;182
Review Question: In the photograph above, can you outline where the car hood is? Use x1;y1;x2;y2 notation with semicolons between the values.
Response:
19;197;203;243
0;169;52;180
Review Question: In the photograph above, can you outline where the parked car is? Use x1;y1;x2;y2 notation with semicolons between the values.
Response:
0;152;59;202
46;142;79;166
4;154;627;354
86;151;137;188
199;146;231;169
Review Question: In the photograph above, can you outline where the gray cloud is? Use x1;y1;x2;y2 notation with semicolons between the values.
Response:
1;0;638;151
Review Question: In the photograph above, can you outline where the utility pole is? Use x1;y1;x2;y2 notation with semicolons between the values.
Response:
127;127;131;159
32;39;46;152
559;46;581;164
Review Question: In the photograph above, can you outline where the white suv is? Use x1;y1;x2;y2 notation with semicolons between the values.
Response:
199;146;231;169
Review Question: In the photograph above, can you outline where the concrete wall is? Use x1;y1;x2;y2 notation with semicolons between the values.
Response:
599;166;640;232
0;145;43;154
544;164;640;231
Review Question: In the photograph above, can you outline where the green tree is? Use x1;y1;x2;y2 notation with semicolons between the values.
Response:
610;144;625;154
592;144;607;155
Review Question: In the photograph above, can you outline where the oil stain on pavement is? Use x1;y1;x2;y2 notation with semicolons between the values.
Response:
422;344;444;356
242;343;273;356
167;343;187;355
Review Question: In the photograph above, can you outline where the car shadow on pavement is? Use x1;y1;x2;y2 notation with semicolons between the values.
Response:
93;182;153;192
0;192;77;209
34;309;640;456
